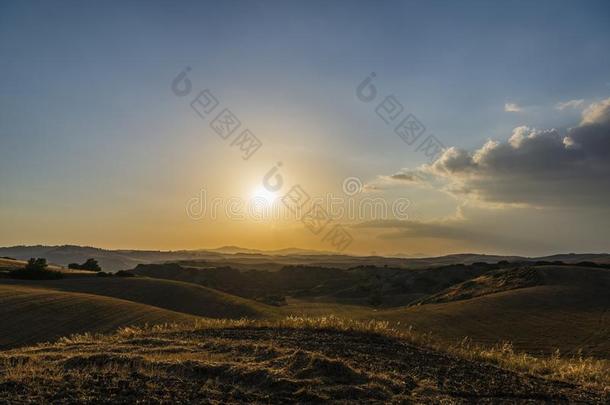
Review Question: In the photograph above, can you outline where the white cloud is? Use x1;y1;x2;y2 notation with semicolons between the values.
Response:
383;98;610;208
555;99;585;110
580;98;610;125
504;102;522;112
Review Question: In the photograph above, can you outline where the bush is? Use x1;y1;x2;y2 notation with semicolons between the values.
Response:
96;271;112;277
9;258;63;280
68;258;102;272
115;270;135;277
81;258;101;271
25;258;48;271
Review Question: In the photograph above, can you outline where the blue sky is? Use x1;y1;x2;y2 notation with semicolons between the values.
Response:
1;0;610;254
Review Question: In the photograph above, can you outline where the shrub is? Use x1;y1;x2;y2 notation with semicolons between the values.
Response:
81;258;101;271
25;258;48;271
68;258;102;272
9;258;63;280
115;270;135;277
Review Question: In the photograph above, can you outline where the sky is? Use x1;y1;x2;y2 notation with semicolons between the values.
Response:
1;0;609;256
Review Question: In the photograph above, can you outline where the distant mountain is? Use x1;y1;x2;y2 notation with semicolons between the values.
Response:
209;246;334;256
537;253;610;263
0;245;210;271
1;245;609;272
207;245;264;254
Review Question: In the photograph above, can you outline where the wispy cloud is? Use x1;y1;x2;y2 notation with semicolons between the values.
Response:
352;217;537;251
504;102;522;112
555;99;585;110
388;172;422;182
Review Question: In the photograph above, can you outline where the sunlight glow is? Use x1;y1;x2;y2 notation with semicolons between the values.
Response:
250;186;277;204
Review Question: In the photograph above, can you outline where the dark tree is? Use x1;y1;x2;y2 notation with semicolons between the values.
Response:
25;257;48;271
70;258;102;271
81;258;102;271
11;257;62;280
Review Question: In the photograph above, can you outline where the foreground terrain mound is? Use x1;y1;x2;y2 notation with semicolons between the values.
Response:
0;319;606;404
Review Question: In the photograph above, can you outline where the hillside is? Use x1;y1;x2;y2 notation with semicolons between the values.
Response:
0;284;198;349
0;319;606;403
414;266;544;305
377;266;610;357
0;277;273;320
0;257;88;275
126;262;610;358
130;261;498;306
0;246;212;272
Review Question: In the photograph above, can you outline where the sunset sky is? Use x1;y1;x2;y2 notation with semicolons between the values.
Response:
1;0;610;256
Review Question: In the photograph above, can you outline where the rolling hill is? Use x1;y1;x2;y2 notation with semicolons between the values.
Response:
125;261;610;358
376;266;610;357
0;276;273;320
0;284;198;349
0;258;608;402
0;257;69;273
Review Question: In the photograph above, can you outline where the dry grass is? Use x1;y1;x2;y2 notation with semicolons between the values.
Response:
1;316;607;403
451;338;609;391
58;316;609;391
278;317;610;391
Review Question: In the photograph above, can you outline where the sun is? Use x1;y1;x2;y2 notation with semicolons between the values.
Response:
250;185;277;204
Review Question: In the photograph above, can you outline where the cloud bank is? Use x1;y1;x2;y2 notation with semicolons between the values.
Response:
387;98;610;208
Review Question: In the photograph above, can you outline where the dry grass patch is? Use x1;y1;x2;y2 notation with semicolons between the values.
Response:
57;316;610;391
1;316;607;403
